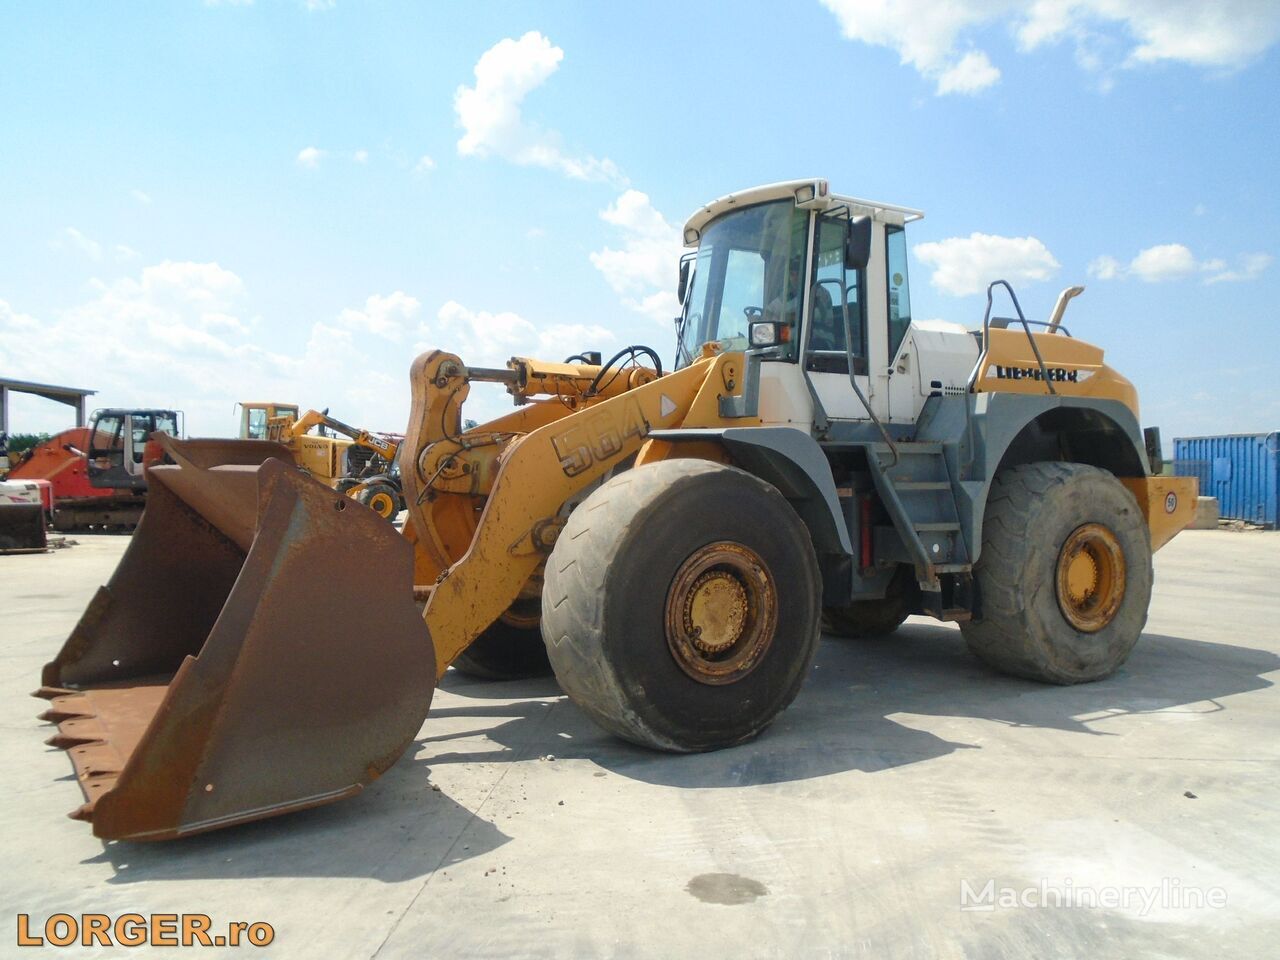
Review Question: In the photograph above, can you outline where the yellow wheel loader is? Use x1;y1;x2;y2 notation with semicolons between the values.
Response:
37;179;1197;840
241;401;406;517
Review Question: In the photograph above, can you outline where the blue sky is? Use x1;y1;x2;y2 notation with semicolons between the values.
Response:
2;0;1277;446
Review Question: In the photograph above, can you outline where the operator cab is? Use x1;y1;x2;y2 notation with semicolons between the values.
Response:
676;179;975;428
86;408;182;489
238;402;300;440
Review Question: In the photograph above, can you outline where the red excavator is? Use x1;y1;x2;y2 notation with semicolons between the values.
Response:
6;408;181;529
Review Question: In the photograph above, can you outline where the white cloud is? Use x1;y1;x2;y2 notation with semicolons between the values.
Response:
296;146;325;168
936;50;1002;94
820;0;1280;95
353;149;369;164
1086;254;1123;280
454;31;623;183
0;262;425;436
1205;252;1273;284
1088;243;1269;283
114;244;141;263
589;190;683;325
0;261;293;433
61;227;102;261
1128;243;1201;282
336;291;420;341
424;300;610;369
914;232;1060;296
820;0;1007;95
130;188;152;205
302;0;335;10
413;154;436;174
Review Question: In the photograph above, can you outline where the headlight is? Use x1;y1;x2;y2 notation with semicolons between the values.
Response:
749;321;780;346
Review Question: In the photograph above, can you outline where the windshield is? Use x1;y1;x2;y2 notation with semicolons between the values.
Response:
677;200;809;367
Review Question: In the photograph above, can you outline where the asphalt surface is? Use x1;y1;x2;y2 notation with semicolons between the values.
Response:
1;529;1277;958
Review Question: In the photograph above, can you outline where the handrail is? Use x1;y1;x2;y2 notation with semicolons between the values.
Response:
967;280;1056;395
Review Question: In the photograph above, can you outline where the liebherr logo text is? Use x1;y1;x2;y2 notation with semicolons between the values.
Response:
551;396;650;477
994;364;1080;383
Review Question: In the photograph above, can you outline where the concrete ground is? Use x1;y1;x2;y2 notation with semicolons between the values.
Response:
2;530;1278;958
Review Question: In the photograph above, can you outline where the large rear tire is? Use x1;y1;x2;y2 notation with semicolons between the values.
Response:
822;567;912;638
541;459;822;752
451;597;551;680
960;462;1152;684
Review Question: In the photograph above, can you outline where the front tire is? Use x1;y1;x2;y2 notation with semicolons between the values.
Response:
541;459;822;752
357;481;402;520
960;462;1152;684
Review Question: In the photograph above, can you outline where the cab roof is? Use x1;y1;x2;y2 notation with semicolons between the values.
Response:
682;179;924;247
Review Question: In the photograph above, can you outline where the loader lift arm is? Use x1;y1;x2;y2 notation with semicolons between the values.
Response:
401;349;745;676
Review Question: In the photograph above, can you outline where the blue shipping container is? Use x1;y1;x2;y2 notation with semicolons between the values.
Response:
1173;432;1280;529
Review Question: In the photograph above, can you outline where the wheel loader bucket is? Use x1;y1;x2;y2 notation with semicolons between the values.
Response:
35;437;435;841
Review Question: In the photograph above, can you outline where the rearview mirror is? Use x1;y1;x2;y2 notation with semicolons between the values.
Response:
845;216;872;271
677;259;691;304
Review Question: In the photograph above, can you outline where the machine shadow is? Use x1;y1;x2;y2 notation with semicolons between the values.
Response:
87;625;1276;882
86;757;510;884
423;624;1279;788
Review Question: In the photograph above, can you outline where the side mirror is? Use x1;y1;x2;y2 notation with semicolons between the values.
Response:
677;259;691;304
845;216;872;271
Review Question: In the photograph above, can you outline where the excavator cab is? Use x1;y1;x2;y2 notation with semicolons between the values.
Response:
85;408;181;491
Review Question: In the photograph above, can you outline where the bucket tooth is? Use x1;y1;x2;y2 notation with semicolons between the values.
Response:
46;733;103;749
68;804;94;822
33;686;75;701
39;694;96;723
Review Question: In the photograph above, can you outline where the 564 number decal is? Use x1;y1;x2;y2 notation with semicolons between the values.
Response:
551;397;650;477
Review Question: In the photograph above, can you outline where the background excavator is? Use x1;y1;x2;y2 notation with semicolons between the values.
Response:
6;408;180;529
36;179;1196;842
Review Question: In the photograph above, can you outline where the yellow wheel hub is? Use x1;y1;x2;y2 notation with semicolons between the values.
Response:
1056;523;1126;633
367;491;396;518
664;541;777;686
685;571;748;654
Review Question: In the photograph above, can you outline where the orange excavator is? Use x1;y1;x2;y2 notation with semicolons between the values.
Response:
7;408;180;529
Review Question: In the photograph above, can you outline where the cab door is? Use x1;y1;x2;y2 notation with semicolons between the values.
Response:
801;213;889;421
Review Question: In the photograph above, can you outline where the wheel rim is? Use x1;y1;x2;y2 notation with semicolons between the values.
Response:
367;491;396;518
1055;522;1126;632
664;541;777;685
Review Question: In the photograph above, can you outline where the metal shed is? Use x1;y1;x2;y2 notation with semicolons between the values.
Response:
1173;432;1280;529
0;377;97;435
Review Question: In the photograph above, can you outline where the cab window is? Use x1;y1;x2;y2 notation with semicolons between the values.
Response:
805;214;866;376
246;408;268;439
886;225;912;361
90;414;125;465
130;417;151;463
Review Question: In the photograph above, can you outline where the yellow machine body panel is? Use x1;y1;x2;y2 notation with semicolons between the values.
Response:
973;328;1140;420
1121;476;1199;551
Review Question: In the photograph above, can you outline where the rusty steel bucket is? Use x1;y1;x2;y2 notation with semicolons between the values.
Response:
35;436;435;841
